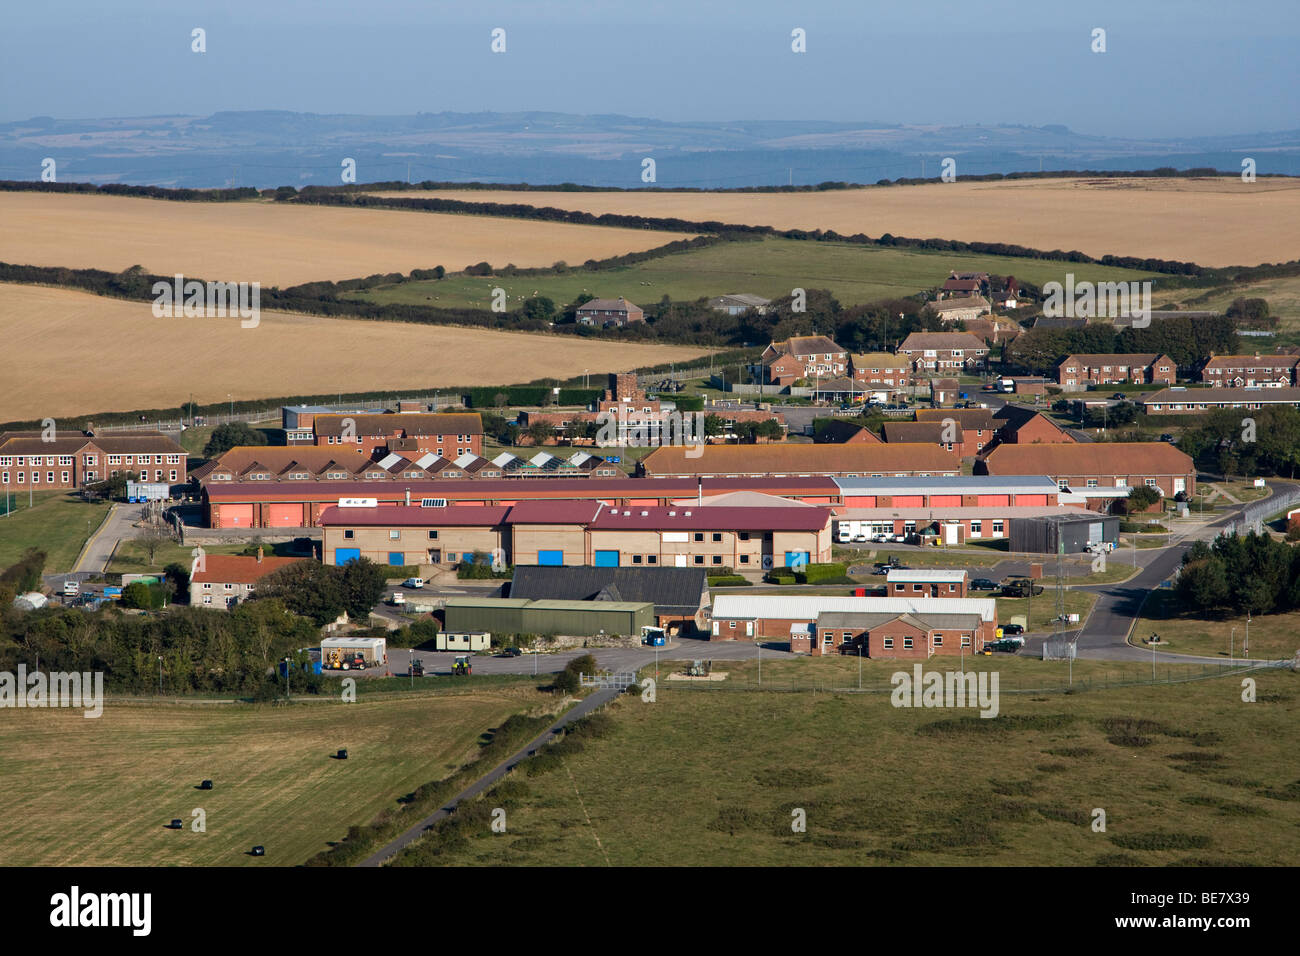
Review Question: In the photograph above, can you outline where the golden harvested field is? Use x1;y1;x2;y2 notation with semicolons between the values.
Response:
373;177;1300;268
0;192;693;286
0;285;710;421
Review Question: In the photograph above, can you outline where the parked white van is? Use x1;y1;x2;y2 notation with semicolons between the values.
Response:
402;577;424;589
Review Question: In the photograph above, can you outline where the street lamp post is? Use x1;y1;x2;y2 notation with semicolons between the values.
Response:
283;656;291;699
1230;626;1235;661
157;656;163;695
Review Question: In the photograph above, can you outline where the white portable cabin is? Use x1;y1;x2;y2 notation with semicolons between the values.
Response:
436;631;492;652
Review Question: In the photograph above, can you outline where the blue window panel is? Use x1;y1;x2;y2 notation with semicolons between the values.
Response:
388;552;404;566
335;548;360;566
594;550;619;567
538;550;564;566
785;551;810;569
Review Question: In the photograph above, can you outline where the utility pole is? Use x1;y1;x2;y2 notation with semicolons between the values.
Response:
1230;625;1235;660
158;656;163;695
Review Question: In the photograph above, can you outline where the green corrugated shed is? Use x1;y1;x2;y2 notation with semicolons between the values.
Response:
443;597;653;637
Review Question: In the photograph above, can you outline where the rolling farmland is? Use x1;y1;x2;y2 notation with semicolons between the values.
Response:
0;191;694;287
0;284;711;421
371;177;1300;268
353;236;1160;311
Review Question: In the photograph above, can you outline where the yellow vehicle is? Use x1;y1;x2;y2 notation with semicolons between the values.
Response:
453;655;472;676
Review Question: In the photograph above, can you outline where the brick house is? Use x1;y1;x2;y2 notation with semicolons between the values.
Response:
0;430;187;490
880;421;964;460
913;408;998;458
886;569;968;598
1199;354;1300;388
850;352;911;391
926;297;991;325
897;333;989;372
188;551;303;609
978;442;1196;500
758;336;849;386
312;413;483;459
575;297;645;327
1056;354;1176;388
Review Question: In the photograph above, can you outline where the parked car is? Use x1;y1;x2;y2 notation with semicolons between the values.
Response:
402;577;424;589
1160;433;1176;443
1001;623;1025;635
498;647;523;658
1112;392;1126;400
970;578;998;591
986;639;1022;653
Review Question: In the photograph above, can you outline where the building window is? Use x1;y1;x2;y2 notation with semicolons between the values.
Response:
447;553;458;563
223;584;233;591
962;636;971;646
934;634;943;646
693;533;704;542
47;472;54;483
970;520;981;536
912;583;922;592
883;637;894;649
428;530;438;539
712;555;723;565
344;530;354;539
61;471;69;483
739;554;750;564
389;530;400;540
992;520;1004;535
711;532;722;542
647;555;657;564
203;595;212;605
632;554;643;564
728;621;736;629
904;637;914;648
1145;478;1158;488
694;556;704;564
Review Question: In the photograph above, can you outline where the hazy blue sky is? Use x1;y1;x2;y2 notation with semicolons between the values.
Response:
2;0;1297;137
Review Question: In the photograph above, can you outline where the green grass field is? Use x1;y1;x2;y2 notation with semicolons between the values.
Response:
348;237;1160;311
104;540;250;577
1135;591;1300;661
0;687;557;866
998;588;1097;630
0;490;111;573
390;656;1300;866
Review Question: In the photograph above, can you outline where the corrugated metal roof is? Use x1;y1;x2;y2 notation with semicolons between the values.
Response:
711;594;997;622
832;475;1059;495
886;569;967;583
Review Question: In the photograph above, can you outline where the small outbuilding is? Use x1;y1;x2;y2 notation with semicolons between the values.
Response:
320;636;387;669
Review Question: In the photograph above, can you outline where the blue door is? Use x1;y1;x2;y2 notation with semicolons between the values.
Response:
785;551;810;570
538;550;563;566
388;552;404;566
594;550;619;567
335;547;360;566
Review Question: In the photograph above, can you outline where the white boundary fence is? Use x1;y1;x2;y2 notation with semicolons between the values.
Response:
1217;485;1300;538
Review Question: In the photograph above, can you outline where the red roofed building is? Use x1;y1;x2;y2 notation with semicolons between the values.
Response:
188;551;305;608
318;498;832;571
